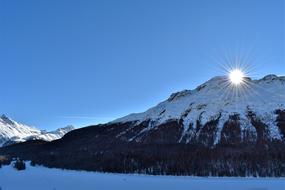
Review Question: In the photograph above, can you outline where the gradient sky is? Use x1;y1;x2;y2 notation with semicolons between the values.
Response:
0;0;284;130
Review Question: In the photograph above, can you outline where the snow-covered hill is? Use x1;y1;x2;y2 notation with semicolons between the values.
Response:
113;74;285;145
0;115;74;147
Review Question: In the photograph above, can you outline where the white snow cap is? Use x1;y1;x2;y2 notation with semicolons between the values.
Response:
113;75;285;142
0;115;75;147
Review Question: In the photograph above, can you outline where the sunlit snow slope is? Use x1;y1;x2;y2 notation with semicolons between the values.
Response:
113;75;285;145
0;115;74;147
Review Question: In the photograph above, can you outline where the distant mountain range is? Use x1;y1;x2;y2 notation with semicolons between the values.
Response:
0;114;74;147
0;74;285;176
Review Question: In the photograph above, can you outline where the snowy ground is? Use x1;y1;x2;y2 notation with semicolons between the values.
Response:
0;163;284;190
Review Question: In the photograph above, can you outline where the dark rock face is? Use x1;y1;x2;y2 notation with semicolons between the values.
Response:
247;111;270;145
139;120;183;144
116;120;150;142
0;110;285;176
220;115;242;146
196;114;221;147
0;114;14;125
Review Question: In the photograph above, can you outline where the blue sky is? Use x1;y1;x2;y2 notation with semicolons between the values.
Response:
0;0;284;130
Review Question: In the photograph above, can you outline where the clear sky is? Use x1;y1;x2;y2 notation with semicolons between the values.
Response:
0;0;284;130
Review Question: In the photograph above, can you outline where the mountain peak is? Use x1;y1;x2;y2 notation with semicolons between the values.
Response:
113;74;285;144
55;125;75;133
262;74;278;80
62;125;75;130
259;74;285;82
0;116;75;147
204;74;285;85
0;114;15;125
1;114;9;120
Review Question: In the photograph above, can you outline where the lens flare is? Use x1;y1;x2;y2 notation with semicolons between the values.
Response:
229;69;244;85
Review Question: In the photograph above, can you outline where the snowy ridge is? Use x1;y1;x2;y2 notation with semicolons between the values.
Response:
0;115;75;147
113;74;285;144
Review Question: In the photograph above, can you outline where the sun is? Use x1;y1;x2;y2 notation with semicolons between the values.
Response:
229;69;245;85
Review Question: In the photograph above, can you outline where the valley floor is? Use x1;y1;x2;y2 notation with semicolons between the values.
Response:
0;163;284;190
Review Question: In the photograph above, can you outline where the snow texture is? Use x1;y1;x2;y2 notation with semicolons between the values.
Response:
113;75;285;143
0;163;284;190
0;115;74;147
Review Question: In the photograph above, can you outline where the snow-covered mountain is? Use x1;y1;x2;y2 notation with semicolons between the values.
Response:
112;74;285;146
1;74;285;176
0;115;75;147
1;75;284;148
